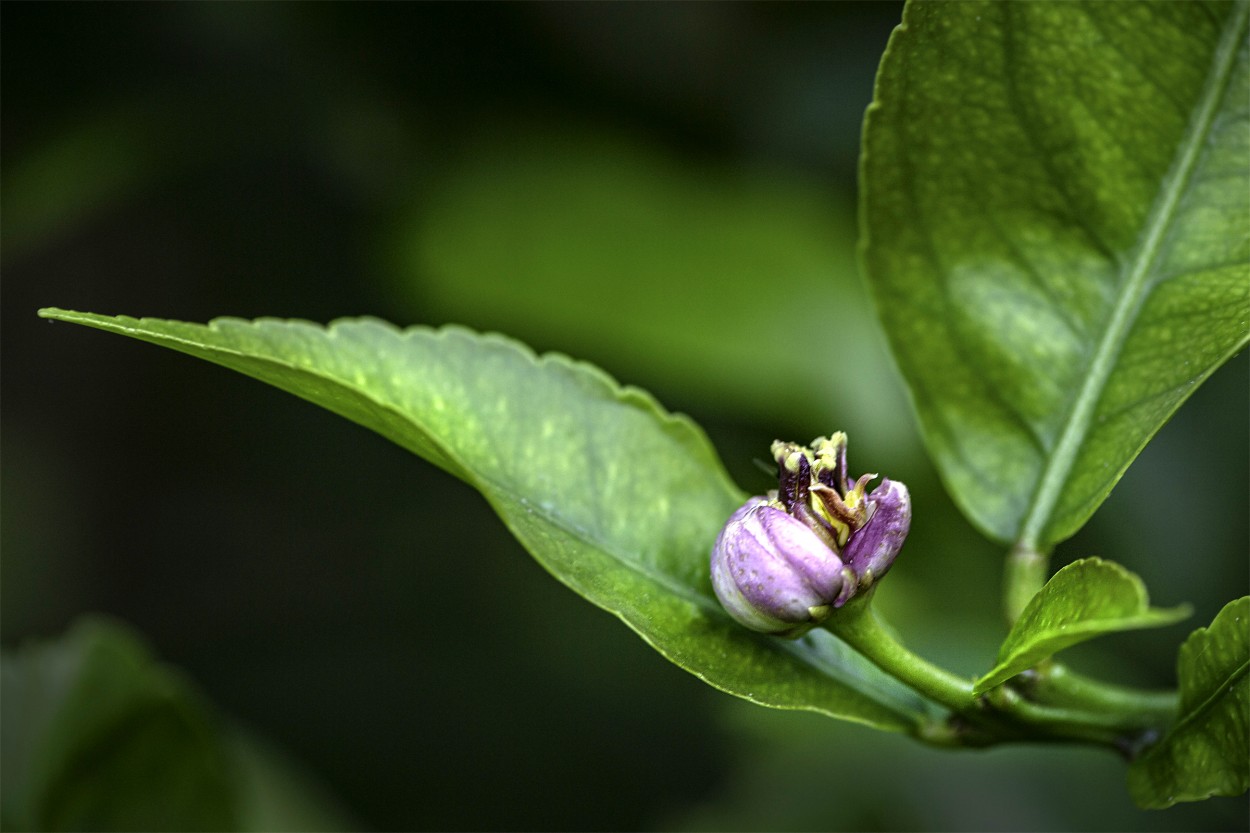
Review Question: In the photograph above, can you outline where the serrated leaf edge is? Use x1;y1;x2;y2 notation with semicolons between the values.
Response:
1129;596;1250;808
39;308;928;731
973;557;1191;693
1162;597;1249;754
39;309;743;613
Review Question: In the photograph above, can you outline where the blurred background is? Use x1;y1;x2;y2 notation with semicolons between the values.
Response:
2;3;1246;830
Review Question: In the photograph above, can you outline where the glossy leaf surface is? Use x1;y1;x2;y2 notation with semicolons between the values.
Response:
862;0;1250;547
38;309;935;732
1128;597;1250;808
975;559;1190;693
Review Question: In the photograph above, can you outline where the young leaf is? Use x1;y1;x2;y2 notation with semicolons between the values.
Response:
1128;597;1250;808
861;1;1250;548
38;309;936;733
975;558;1190;693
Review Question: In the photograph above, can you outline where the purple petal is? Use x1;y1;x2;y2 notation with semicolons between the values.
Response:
710;498;844;635
840;478;911;587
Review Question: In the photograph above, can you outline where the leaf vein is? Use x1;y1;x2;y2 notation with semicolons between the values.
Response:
1016;2;1250;548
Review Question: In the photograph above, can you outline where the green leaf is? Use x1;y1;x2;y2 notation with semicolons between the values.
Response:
975;558;1190;693
38;309;937;733
1128;597;1250;808
861;0;1250;548
1;617;237;831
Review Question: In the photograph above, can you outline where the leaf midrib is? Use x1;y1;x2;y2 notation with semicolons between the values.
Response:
1162;654;1249;755
979;612;1186;690
1016;2;1250;550
482;486;724;614
1001;611;1184;655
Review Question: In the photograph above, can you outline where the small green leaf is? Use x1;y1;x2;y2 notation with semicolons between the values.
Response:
1128;597;1250;808
861;1;1250;548
38;309;936;732
975;558;1190;693
1;617;237;831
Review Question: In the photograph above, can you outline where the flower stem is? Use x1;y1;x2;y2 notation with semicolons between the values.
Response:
825;602;975;713
824;600;1175;750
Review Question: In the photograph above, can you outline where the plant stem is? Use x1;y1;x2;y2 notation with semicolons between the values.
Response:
826;602;975;713
1030;664;1179;726
983;687;1133;748
1003;542;1048;624
825;600;1175;750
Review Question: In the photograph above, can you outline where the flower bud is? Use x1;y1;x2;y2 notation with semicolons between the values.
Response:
840;478;911;589
710;497;847;637
712;432;913;632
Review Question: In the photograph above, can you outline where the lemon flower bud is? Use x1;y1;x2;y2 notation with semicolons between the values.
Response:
710;497;847;637
711;432;912;633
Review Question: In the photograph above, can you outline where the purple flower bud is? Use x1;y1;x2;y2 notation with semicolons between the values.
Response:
840;478;911;589
711;497;846;637
713;433;913;633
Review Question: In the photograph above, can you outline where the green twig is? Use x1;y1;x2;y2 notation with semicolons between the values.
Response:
1003;542;1048;624
825;599;1175;751
1027;664;1179;726
983;686;1136;748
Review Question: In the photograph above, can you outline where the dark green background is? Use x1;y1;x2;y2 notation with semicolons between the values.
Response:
3;4;1246;830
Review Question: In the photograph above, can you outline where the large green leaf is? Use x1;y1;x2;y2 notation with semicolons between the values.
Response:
975;558;1190;694
861;0;1250;547
38;309;935;732
1128;597;1250;808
